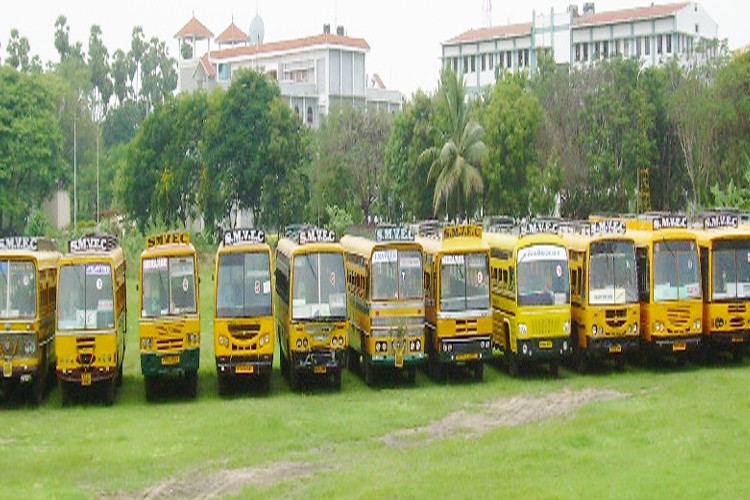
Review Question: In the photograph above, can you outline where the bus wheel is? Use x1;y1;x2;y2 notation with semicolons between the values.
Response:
218;374;231;396
507;352;520;377
184;371;198;398
732;346;744;363
675;353;687;368
429;356;445;383
103;378;116;406
406;365;417;385
280;348;289;378
549;360;560;378
332;370;342;390
575;350;588;374
144;376;158;402
61;381;75;407
613;354;626;371
347;347;358;371
290;368;302;392
363;356;374;386
259;373;272;394
473;361;484;382
30;365;45;407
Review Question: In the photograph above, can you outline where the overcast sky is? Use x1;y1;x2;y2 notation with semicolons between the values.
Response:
1;0;747;96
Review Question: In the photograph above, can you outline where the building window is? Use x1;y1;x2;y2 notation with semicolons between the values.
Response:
583;43;589;61
470;55;476;72
524;49;529;67
518;50;523;67
602;41;609;59
624;39;629;57
636;37;642;57
481;54;486;72
217;62;232;81
657;35;663;54
506;51;512;68
294;105;300;118
307;106;313;126
463;56;468;73
453;58;458;73
489;53;494;70
666;34;672;54
644;37;650;56
575;43;581;62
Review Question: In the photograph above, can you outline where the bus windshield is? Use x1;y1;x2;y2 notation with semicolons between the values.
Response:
372;249;423;301
517;245;570;306
589;240;638;305
292;252;346;320
217;251;272;318
653;239;701;301
141;256;197;317
440;252;490;312
711;239;750;301
58;263;114;330
0;260;36;319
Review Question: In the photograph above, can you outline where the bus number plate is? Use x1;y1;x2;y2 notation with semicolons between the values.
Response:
162;355;180;366
456;353;478;361
609;345;622;354
732;337;744;343
81;372;92;386
3;362;12;378
236;364;254;374
314;365;327;374
673;342;687;352
539;340;553;349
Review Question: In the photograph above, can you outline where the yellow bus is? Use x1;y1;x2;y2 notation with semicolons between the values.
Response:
560;220;639;371
138;232;200;400
621;214;703;364
274;226;348;390
691;213;750;361
56;235;127;405
214;228;273;393
484;220;571;377
341;226;425;385
417;223;491;382
0;237;60;405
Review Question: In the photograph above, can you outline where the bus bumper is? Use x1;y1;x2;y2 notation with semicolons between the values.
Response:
436;336;492;364
216;354;273;377
2;362;40;384
586;336;640;357
648;335;702;354
141;348;200;377
708;331;750;349
291;348;347;374
515;337;570;361
57;366;116;385
369;353;426;368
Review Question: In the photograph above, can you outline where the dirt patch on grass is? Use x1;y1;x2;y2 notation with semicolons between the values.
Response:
381;387;627;448
108;461;324;500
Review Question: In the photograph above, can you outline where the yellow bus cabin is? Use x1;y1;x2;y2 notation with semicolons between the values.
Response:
560;220;640;372
56;235;126;406
692;213;750;360
274;227;348;390
0;237;60;405
417;223;492;382
484;220;571;377
214;228;274;393
341;226;425;386
139;232;200;400
623;214;703;363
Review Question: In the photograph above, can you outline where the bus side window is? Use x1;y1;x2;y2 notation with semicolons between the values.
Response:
700;248;709;299
509;267;515;296
571;269;578;298
636;247;649;302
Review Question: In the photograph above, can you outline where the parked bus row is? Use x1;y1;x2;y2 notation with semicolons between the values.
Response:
1;211;748;405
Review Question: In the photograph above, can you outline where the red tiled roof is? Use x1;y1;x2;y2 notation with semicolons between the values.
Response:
574;2;690;26
175;16;214;39
444;22;532;45
216;22;248;45
198;53;216;78
209;32;370;60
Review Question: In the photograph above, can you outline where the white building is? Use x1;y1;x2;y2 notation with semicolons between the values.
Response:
176;16;402;128
442;2;719;94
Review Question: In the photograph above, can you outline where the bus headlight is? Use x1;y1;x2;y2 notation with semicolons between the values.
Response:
141;338;153;350
715;318;724;328
188;333;199;345
331;337;338;347
591;325;598;336
655;321;665;332
519;323;528;336
693;320;701;331
265;334;271;345
338;336;344;346
415;339;421;351
563;321;571;334
296;339;303;349
303;338;309;348
218;335;229;347
23;338;37;355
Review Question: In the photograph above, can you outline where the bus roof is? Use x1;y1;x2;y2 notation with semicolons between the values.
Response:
140;242;196;259
625;227;697;246
416;234;488;255
59;245;125;267
217;240;271;255
691;225;750;246
276;237;343;259
0;249;61;270
340;235;422;259
483;230;566;252
559;232;635;253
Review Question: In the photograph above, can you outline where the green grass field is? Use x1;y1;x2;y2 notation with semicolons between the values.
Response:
2;264;750;499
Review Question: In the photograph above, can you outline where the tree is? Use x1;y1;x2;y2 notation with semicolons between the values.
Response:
0;68;65;233
88;25;113;114
140;36;177;110
420;68;487;219
5;28;40;73
481;74;543;217
111;49;131;106
54;15;71;62
383;90;438;221
130;26;146;99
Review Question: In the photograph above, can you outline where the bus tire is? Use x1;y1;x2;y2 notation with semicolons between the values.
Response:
575;349;588;374
218;374;231;396
473;360;484;382
184;371;198;398
144;376;158;402
732;346;744;363
507;351;520;377
347;346;358;371
363;356;374;386
332;370;342;390
290;368;302;392
429;355;445;383
103;378;116;406
30;358;45;407
280;348;289;378
61;381;74;407
259;373;272;394
549;360;560;378
614;353;626;371
406;365;417;385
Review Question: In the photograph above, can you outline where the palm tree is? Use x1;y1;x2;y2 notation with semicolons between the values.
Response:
420;68;487;219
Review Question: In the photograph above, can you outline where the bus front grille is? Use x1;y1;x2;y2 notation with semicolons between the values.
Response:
666;307;690;328
730;317;745;329
455;319;478;335
605;308;627;329
156;337;184;351
728;303;747;314
531;317;558;336
229;324;260;341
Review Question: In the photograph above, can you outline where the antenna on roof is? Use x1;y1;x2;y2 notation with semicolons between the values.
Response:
483;0;493;28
